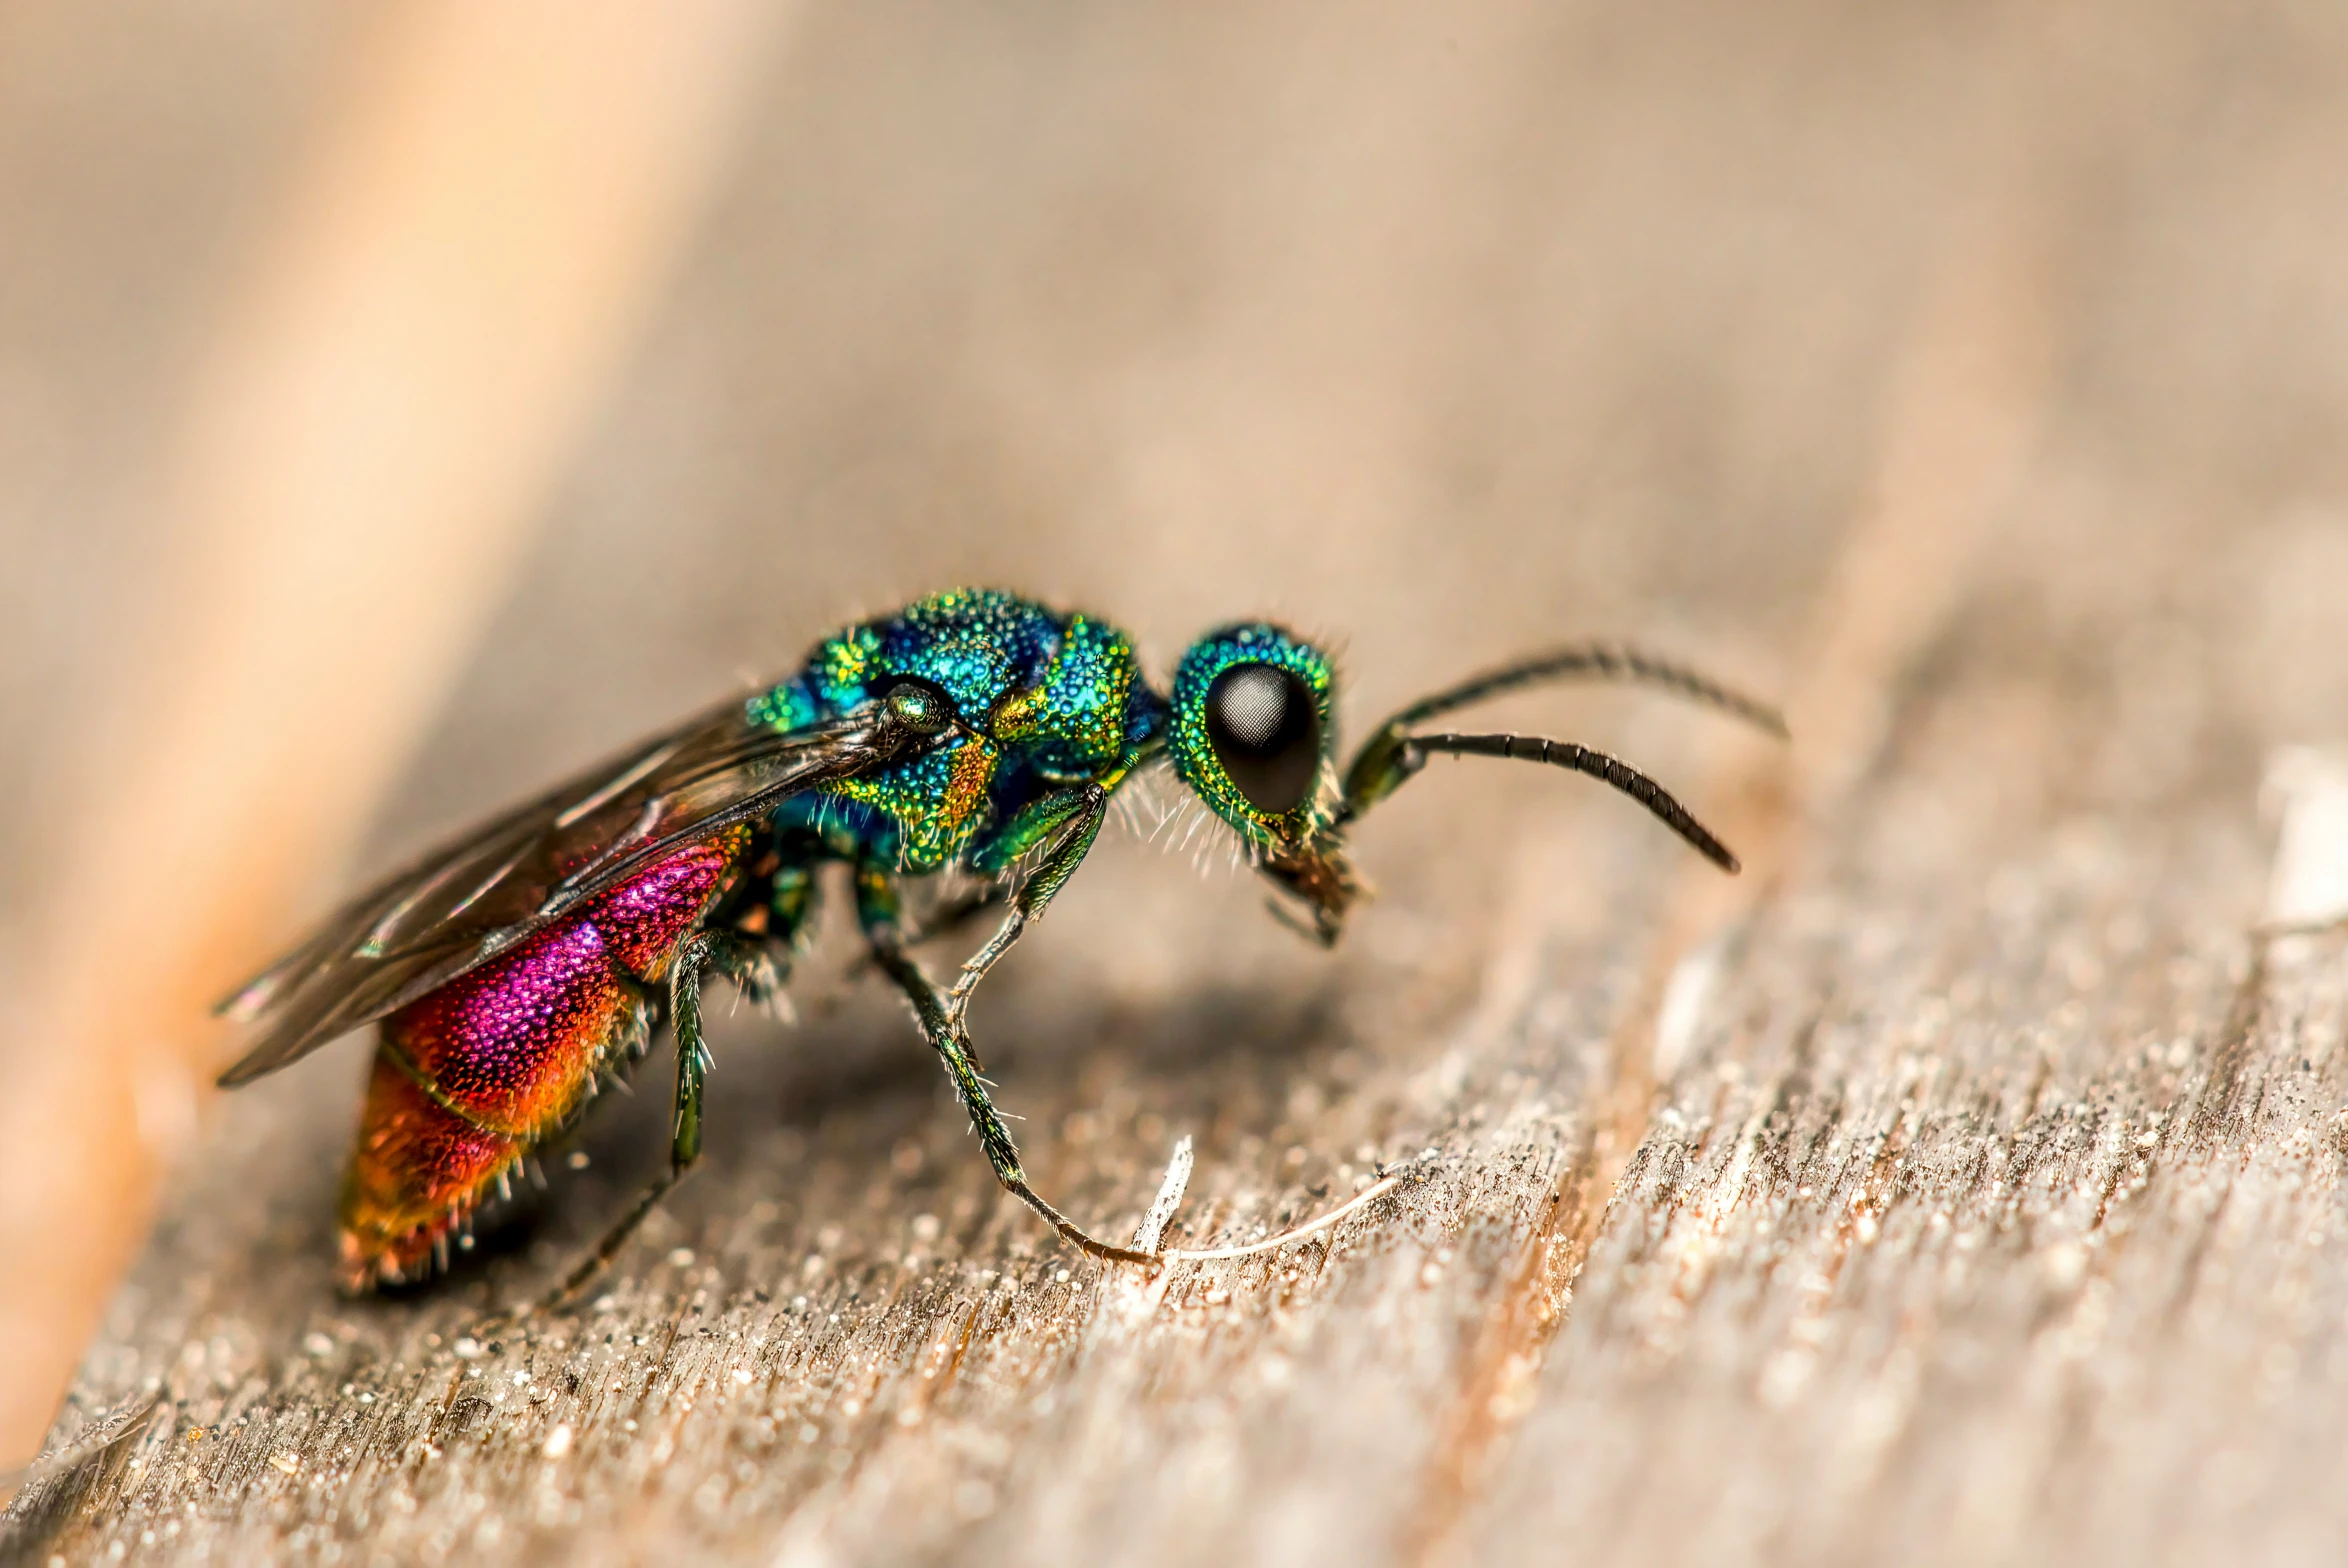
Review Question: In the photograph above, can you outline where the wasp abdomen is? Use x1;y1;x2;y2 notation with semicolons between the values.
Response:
337;832;745;1289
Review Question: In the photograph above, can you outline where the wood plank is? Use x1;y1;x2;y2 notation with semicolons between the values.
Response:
10;0;2348;1563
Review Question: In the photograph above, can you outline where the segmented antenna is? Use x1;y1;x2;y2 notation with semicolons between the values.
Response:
1386;643;1786;737
1405;731;1741;872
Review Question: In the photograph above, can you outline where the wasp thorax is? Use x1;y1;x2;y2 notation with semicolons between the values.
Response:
1205;663;1321;814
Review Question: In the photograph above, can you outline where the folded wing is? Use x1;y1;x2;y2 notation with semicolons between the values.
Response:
216;696;925;1085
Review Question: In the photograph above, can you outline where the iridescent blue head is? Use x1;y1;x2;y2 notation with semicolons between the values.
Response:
1166;621;1362;938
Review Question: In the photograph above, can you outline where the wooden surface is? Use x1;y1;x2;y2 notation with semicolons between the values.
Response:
9;2;2348;1564
0;0;780;1456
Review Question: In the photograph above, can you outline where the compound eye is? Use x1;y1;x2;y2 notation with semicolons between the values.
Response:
1204;663;1322;814
882;678;956;736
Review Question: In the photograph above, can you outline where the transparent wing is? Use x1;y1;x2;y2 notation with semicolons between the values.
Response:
215;696;924;1086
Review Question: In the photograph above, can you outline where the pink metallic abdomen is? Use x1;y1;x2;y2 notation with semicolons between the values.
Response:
337;831;744;1288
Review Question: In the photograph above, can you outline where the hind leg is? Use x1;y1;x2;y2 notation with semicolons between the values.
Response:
540;926;774;1307
544;849;821;1305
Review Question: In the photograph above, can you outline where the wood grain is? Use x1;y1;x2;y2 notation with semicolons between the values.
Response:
7;1;2348;1564
0;0;786;1465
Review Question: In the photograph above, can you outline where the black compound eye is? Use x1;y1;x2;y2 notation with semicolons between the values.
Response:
1204;662;1322;814
882;678;956;736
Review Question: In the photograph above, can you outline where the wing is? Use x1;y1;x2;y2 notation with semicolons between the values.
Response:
216;694;927;1086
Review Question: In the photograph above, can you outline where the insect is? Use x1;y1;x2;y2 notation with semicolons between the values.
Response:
218;588;1782;1292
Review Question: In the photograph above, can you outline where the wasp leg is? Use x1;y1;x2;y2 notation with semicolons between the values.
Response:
866;932;1156;1266
858;841;1149;1264
541;1165;688;1311
868;938;1015;1188
843;874;1008;994
668;930;724;1170
542;928;757;1309
947;784;1108;1018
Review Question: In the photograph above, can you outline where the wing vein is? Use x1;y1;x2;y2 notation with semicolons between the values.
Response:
553;738;681;829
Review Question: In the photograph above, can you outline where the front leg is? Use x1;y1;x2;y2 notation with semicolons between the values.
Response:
948;783;1108;1017
865;898;1153;1265
868;937;1025;1192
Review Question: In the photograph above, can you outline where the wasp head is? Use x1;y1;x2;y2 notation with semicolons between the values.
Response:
1167;622;1361;944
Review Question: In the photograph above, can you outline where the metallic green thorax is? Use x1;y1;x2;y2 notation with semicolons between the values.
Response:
749;588;1174;878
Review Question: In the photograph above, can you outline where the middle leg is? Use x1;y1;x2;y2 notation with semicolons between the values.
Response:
858;844;1153;1265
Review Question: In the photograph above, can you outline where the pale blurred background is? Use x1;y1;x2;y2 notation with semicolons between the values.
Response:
4;0;2348;1558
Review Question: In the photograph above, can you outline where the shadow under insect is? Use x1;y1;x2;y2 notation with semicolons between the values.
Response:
448;953;1352;1296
